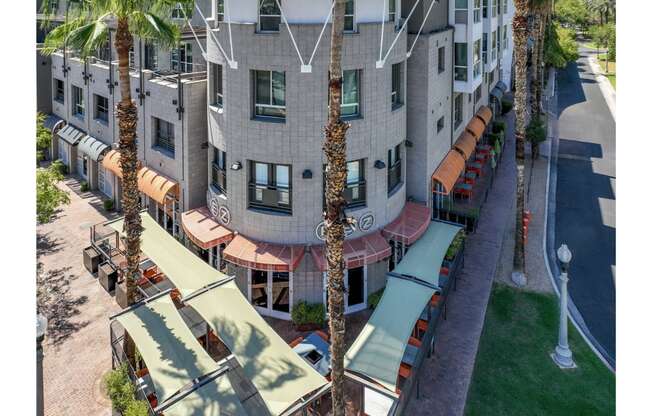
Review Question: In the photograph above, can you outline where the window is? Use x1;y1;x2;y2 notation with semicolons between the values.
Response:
341;69;360;117
249;161;292;213
344;0;355;32
473;0;481;23
387;144;402;194
346;159;366;206
473;39;482;78
482;33;488;64
454;43;467;81
492;0;498;17
491;30;497;60
388;0;397;25
497;26;501;52
474;85;482;105
172;3;192;19
391;62;402;108
154;118;175;156
482;0;487;18
212;148;227;194
503;0;507;14
144;43;157;70
254;70;286;118
72;85;84;117
171;43;193;73
129;45;135;69
497;0;501;14
454;94;463;128
94;94;108;123
503;25;508;49
54;78;64;103
217;0;224;22
437;116;445;133
259;0;281;32
49;0;58;13
454;0;468;24
438;46;445;73
211;63;223;108
488;68;495;85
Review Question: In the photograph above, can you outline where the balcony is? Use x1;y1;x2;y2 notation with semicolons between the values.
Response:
248;183;292;214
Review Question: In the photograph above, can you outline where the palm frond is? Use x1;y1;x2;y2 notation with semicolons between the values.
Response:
131;11;180;50
66;17;111;58
41;18;86;55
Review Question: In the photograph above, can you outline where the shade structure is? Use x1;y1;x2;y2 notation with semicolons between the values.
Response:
311;231;391;272
382;202;431;246
137;166;179;205
392;221;463;286
108;213;226;297
496;80;508;92
181;207;233;250
185;280;329;416
42;114;63;131
431;150;465;195
476;106;493;126
102;150;123;178
345;221;463;392
163;374;247;416
57;124;85;145
78;135;110;162
490;86;504;101
453;131;477;160
466;117;486;141
345;276;432;392
223;234;304;272
113;294;219;403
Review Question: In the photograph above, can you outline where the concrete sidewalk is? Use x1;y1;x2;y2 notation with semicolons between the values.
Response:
404;107;517;416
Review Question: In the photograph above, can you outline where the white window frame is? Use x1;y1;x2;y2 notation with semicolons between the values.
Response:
473;0;481;23
248;269;293;319
341;69;361;117
492;30;497;61
171;42;193;73
211;63;223;108
72;85;84;118
216;0;225;22
473;39;482;79
388;0;398;27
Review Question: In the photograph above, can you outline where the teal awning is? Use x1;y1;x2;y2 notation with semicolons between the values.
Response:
56;124;85;145
78;135;110;162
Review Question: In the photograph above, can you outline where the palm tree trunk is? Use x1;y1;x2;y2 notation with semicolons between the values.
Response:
115;16;141;364
530;12;541;117
512;0;529;286
324;1;349;415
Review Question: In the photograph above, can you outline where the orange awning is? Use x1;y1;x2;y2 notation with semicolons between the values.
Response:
137;167;178;205
476;105;493;126
453;131;477;160
223;234;305;272
102;150;123;179
466;117;486;141
181;207;233;250
311;231;391;272
431;150;465;195
382;202;431;245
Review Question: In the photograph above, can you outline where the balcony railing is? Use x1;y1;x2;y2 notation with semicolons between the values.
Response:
387;160;402;194
248;183;292;214
211;164;226;194
344;181;367;208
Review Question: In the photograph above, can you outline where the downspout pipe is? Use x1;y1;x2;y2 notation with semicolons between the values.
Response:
449;24;455;148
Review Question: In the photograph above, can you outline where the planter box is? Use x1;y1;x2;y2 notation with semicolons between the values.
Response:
115;281;129;309
98;261;118;293
83;246;101;275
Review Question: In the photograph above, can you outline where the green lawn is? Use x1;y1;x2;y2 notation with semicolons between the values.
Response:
465;283;615;416
596;54;616;89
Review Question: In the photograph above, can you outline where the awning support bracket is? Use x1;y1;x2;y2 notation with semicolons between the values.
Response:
181;276;236;303
386;271;441;292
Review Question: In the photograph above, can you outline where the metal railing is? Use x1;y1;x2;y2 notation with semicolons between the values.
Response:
248;184;292;214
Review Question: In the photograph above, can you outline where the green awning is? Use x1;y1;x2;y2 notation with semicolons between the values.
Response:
392;221;463;286
113;295;219;403
78;135;110;162
108;213;226;296
344;221;463;392
56;124;86;145
185;280;328;416
163;373;247;416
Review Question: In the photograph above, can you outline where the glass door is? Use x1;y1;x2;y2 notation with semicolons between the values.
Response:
346;266;366;313
271;272;290;315
250;270;269;312
250;270;291;319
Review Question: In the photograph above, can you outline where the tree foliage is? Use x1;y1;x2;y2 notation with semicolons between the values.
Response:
544;23;579;68
37;165;70;223
555;0;590;29
589;23;616;61
36;113;51;163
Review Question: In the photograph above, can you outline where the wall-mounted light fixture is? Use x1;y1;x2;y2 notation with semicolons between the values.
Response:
405;140;413;148
374;160;386;169
302;169;313;179
230;161;242;171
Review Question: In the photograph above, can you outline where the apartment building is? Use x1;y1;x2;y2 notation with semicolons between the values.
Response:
178;0;514;321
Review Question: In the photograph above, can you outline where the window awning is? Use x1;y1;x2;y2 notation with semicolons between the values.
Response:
465;117;486;141
490;86;504;101
382;202;431;246
181;207;233;250
476;105;493;126
42;114;63;131
185;280;329;416
223;234;305;272
137;167;179;205
56;124;86;146
112;294;220;404
311;231;391;272
102;150;123;178
108;213;226;297
78;135;110;162
496;80;508;92
431;150;465;195
344;221;463;392
453;131;477;160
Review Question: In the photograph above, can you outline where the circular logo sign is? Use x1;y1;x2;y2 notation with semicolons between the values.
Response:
218;206;231;225
358;213;375;232
315;220;356;241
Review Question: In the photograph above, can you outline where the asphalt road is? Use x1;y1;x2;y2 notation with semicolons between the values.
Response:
554;46;615;361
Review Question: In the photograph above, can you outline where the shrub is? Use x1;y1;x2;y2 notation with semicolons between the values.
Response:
103;364;135;413
80;181;90;192
526;116;547;145
445;231;466;261
124;400;149;416
103;199;115;211
37;166;70;223
51;159;68;175
500;99;513;115
545;23;579;69
291;302;325;327
493;121;506;134
368;288;385;310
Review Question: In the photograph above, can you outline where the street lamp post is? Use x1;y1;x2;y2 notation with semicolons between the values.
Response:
37;313;47;416
551;244;576;369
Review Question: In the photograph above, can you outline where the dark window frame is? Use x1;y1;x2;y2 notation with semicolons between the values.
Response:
211;63;223;108
154;117;175;157
94;94;109;123
212;148;227;194
248;161;292;214
71;85;84;117
259;0;281;32
438;46;445;73
54;78;64;103
391;62;402;109
387;144;402;194
253;69;286;119
437;116;445;133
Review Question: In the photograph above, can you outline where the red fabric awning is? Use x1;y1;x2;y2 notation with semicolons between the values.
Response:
181;207;233;250
311;231;392;272
223;234;305;272
381;202;431;245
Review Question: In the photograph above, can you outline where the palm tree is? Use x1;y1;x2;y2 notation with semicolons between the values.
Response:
512;0;531;286
529;0;551;159
324;1;349;414
42;0;186;362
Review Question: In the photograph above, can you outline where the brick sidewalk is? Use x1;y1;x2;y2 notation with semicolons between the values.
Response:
38;178;120;416
404;108;517;416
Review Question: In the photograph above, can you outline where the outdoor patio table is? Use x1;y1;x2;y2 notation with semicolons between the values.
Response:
293;331;331;377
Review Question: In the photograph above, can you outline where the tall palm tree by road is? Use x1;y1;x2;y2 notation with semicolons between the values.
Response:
42;0;187;362
324;0;349;414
